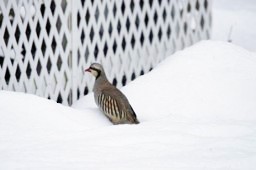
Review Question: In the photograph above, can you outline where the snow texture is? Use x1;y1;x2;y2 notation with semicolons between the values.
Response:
1;41;256;169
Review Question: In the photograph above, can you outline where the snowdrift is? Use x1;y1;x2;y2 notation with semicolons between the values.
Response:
1;41;256;169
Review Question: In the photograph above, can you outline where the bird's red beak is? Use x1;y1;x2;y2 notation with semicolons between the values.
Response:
85;68;91;72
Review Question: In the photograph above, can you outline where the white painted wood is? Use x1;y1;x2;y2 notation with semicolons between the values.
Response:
0;0;212;105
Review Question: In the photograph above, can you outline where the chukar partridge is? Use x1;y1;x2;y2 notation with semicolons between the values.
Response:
85;63;139;125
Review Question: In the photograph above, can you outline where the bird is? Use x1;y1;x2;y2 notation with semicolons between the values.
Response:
85;63;139;125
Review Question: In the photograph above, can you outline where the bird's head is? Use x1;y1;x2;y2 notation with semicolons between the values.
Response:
85;63;104;79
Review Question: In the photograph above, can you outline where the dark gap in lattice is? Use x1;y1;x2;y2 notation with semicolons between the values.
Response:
31;42;37;58
46;19;51;35
0;13;3;28
57;55;62;71
40;4;45;17
62;34;67;50
196;0;200;10
77;12;81;27
121;1;125;15
104;4;108;20
135;15;140;29
81;0;85;7
68;90;73;105
94;44;99;59
61;0;67;12
103;42;108;56
113;40;117;54
200;16;205;29
77;88;80;99
57;93;63;103
95;6;99;22
154;11;158;24
113;3;117;17
4;67;10;85
9;8;15;25
51;37;57;54
149;29;154;44
36;60;42;76
158;28;162;41
204;0;208;10
41;40;46;56
131;34;135;49
108;22;113;36
112;78;117;86
117;20;121;34
84;86;89;95
63;71;68;90
56;16;62;33
149;0;153;8
10;50;14;65
99;24;104;40
26;24;31;40
15;26;21;43
15;65;21;82
167;25;171;39
140;69;144;76
158;0;162;5
163;9;167;22
85;9;90;25
26;62;31;78
122;75;127;86
184;22;188;34
36;21;41;38
91;0;95;5
171;5;175;20
131;72;136;81
139;0;144;9
89;27;94;42
47;57;52;73
187;3;191;12
130;0;135;13
140;33;144;46
122;37;126;50
85;46;89;62
21;44;26;56
77;50;81;64
144;13;149;27
81;29;85;44
180;9;183;17
50;0;56;15
0;58;3;68
4;27;10;45
126;18;130;31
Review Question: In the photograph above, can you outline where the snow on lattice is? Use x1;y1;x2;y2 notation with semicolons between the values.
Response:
0;0;212;105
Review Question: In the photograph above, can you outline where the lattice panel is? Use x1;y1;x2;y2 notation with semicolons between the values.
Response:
0;0;212;105
0;0;72;105
73;0;212;103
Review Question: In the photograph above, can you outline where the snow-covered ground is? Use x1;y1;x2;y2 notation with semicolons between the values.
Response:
1;41;256;169
212;0;256;52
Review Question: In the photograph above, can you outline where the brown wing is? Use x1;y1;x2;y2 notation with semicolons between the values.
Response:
97;85;139;124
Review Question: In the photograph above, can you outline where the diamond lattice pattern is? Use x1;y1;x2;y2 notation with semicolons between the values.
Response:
0;0;212;105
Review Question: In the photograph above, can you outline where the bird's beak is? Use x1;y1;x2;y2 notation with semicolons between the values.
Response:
85;68;91;72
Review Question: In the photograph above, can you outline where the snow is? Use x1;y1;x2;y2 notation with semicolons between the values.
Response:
1;40;256;169
212;0;256;52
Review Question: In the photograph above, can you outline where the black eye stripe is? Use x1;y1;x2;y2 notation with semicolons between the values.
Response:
90;67;101;79
90;67;99;71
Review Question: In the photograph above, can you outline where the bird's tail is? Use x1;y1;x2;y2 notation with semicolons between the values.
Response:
130;106;140;124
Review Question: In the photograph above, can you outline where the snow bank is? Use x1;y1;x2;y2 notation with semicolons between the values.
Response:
1;41;256;169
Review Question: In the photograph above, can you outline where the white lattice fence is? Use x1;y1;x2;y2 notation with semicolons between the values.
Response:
0;0;212;105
